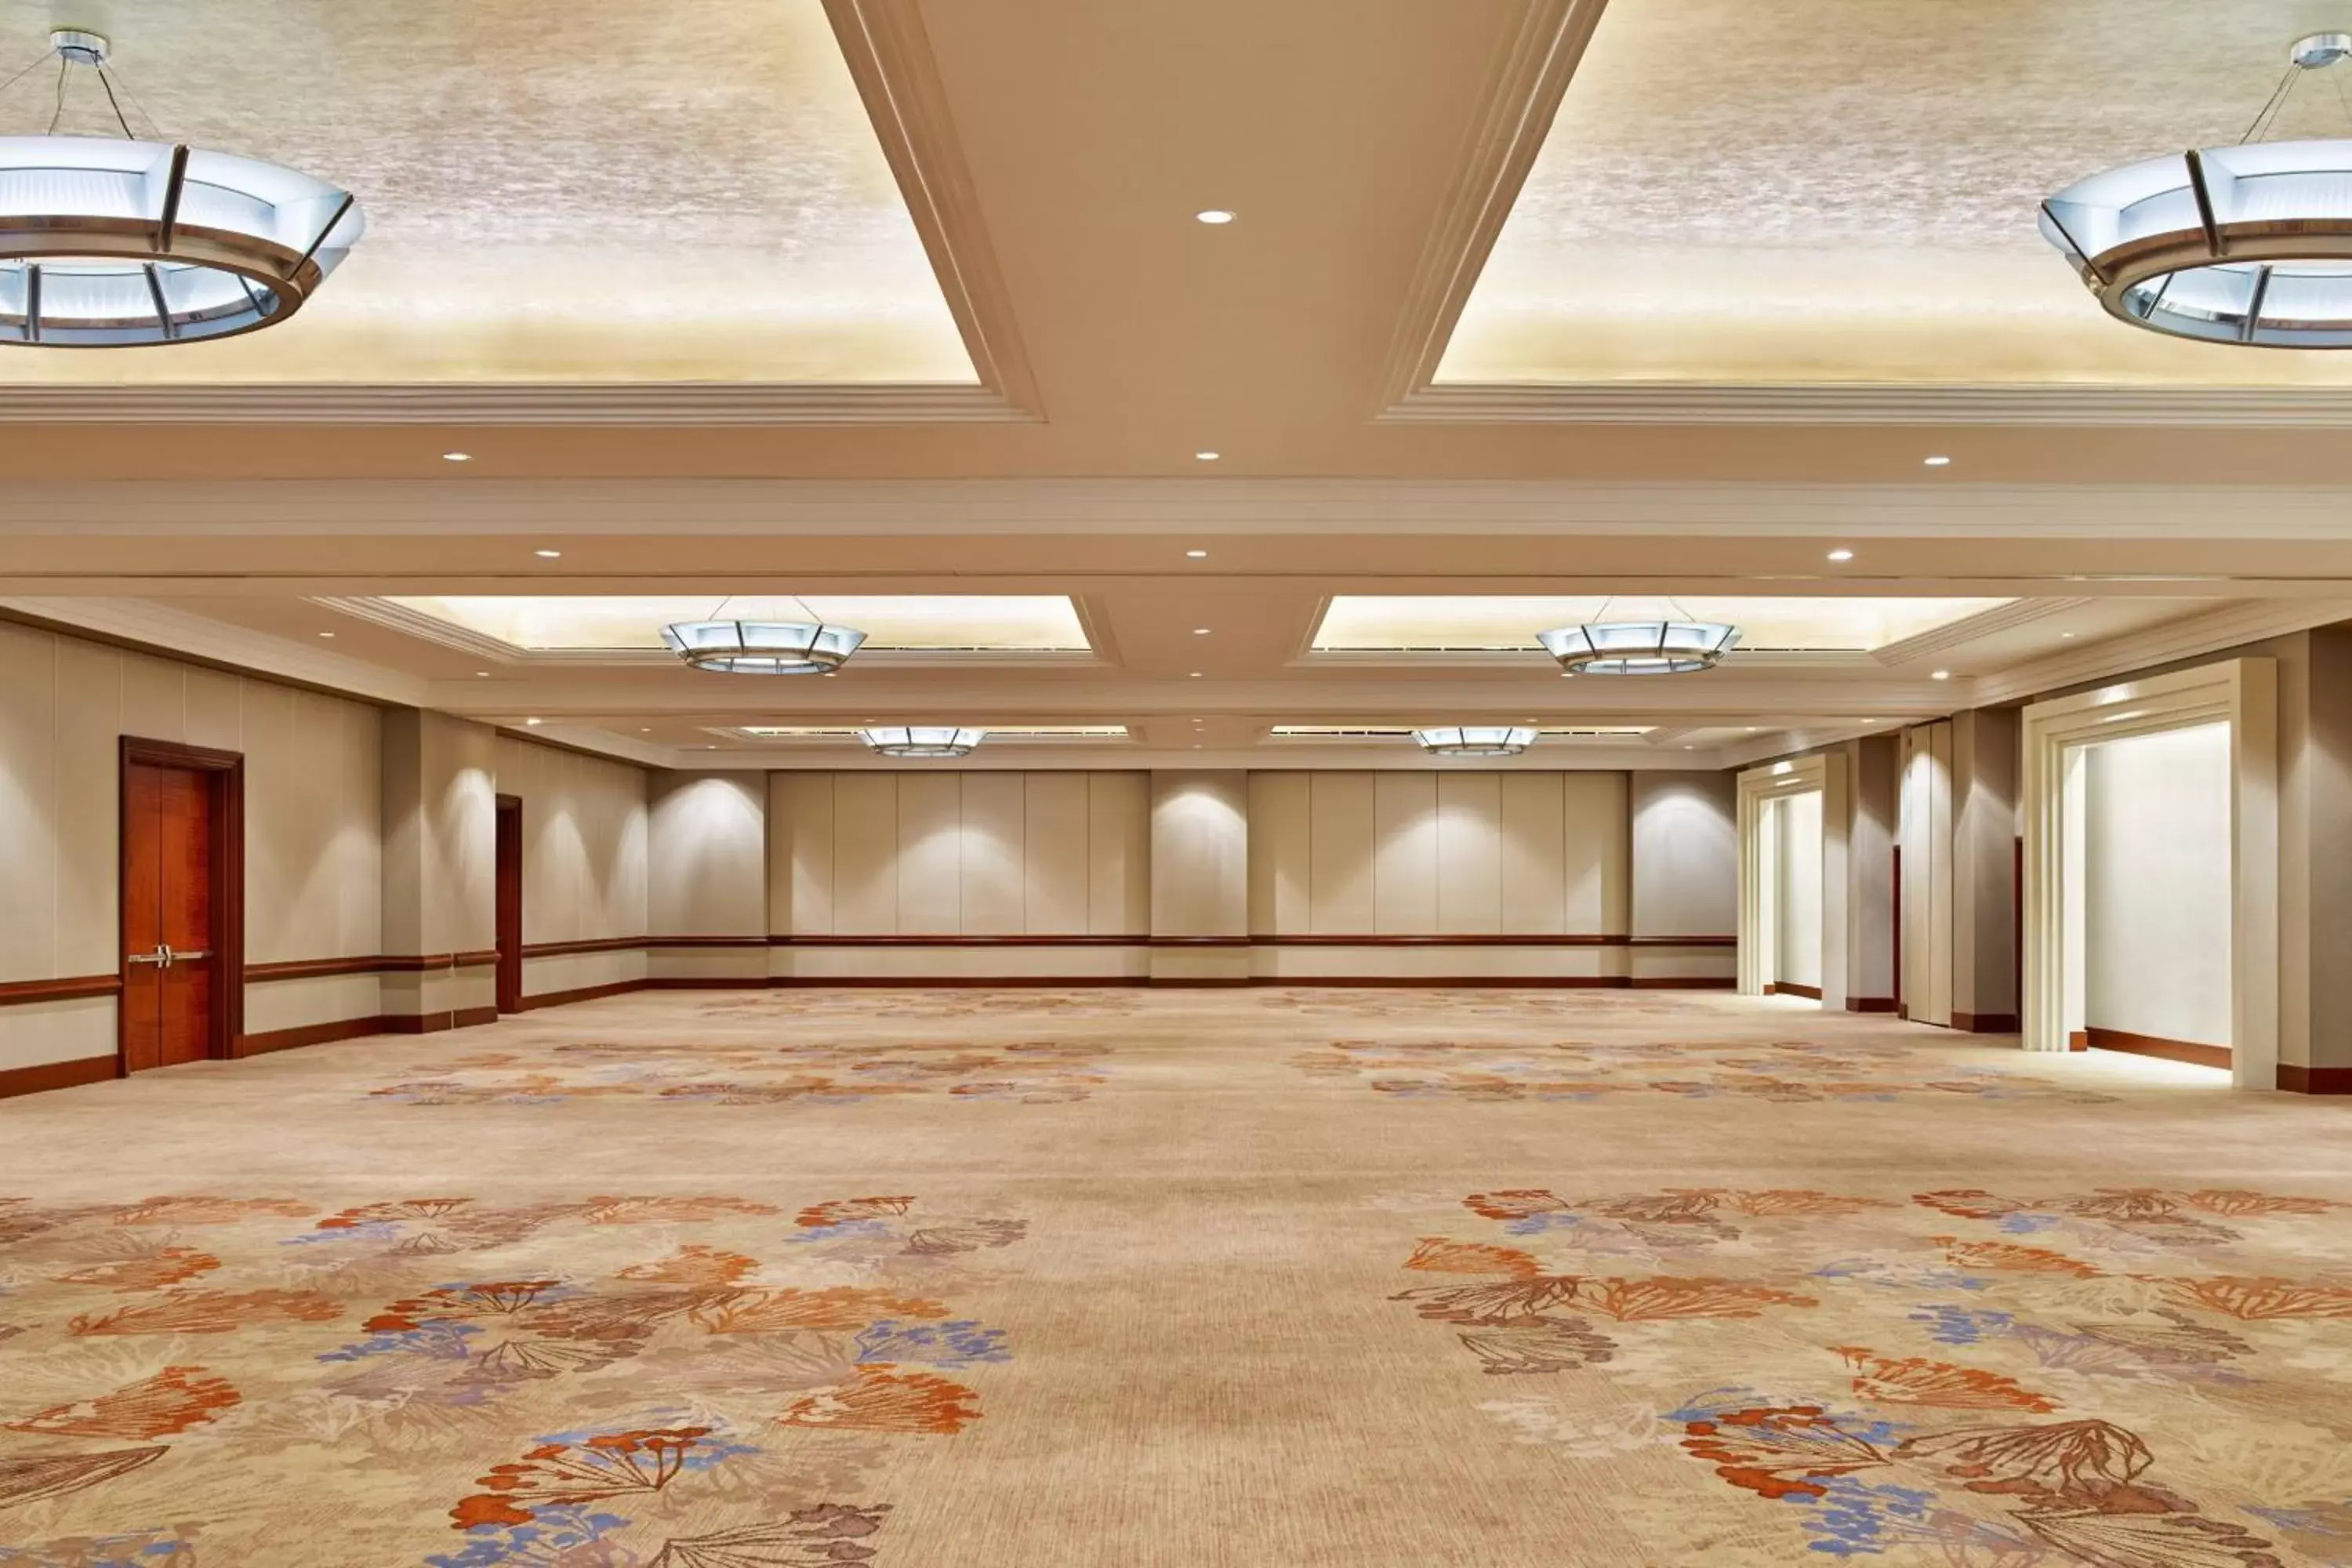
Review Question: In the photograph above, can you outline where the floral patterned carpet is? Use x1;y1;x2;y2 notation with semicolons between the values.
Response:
2;988;2347;1566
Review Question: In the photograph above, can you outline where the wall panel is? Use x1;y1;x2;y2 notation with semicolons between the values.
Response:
1374;771;1440;934
1248;772;1312;935
1088;772;1152;935
1497;773;1568;934
1433;773;1503;934
1023;773;1091;933
832;773;900;935
959;771;1026;934
769;772;836;935
1308;772;1377;933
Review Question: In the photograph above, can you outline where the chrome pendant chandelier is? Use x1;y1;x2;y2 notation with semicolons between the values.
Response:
859;726;985;759
1;30;365;347
1537;601;1740;676
662;597;867;676
2040;32;2352;347
1412;726;1537;758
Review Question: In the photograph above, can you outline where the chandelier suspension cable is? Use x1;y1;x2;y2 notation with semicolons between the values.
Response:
2241;56;2303;143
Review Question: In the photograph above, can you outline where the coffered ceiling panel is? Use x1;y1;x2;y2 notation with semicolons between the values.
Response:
0;0;975;383
1437;0;2352;387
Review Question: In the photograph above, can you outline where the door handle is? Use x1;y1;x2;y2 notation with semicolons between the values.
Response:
127;945;168;967
172;949;210;964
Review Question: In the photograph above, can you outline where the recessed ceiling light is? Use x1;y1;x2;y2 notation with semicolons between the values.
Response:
317;631;335;638
1923;455;1952;467
475;671;490;677
1194;209;1235;225
1195;451;1221;462
525;717;543;726
1186;549;1208;559
1931;670;1951;681
1827;548;1854;562
441;451;470;463
535;549;562;559
1192;627;1210;636
2061;631;2077;639
1747;726;1759;732
1189;671;1203;678
641;728;652;733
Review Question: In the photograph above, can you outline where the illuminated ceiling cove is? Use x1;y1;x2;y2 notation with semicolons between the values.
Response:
1438;0;2352;387
384;597;1091;652
1312;597;2014;653
0;0;972;385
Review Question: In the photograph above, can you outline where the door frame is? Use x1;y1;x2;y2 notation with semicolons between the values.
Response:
118;737;245;1070
2020;657;2276;1087
495;793;524;1014
1736;750;1850;1007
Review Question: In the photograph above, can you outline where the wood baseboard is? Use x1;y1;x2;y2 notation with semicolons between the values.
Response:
0;1054;118;1099
516;980;644;1011
2278;1064;2352;1094
1952;1011;2021;1033
2079;1025;2230;1069
237;1016;394;1056
1846;996;1897;1014
1765;981;1824;1000
1630;977;1737;990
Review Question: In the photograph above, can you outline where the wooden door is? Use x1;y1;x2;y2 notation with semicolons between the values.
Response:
122;761;217;1070
495;795;524;1014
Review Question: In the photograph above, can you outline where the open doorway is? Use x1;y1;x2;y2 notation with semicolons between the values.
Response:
1738;752;1849;1007
1765;792;1824;999
2063;724;2232;1069
495;794;524;1014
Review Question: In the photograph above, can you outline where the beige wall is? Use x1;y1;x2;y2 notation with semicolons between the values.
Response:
1630;771;1738;982
495;735;649;999
1899;720;1955;1025
1247;771;1629;936
0;622;384;1070
2083;724;2234;1048
769;772;1151;958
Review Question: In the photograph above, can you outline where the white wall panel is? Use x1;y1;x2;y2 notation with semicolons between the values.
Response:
1248;772;1312;935
769;772;836;935
832;774;900;935
959;771;1026;934
1563;772;1629;933
1308;772;1377;933
1023;773;1090;933
895;772;963;933
1088;772;1151;935
52;637;122;977
651;773;765;935
1374;771;1439;933
1497;773;1567;935
1434;773;1503;934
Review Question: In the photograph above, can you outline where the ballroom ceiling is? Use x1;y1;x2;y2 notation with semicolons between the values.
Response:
3;0;2350;762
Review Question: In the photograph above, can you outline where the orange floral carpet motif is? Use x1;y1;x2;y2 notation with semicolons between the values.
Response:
2;986;2347;1566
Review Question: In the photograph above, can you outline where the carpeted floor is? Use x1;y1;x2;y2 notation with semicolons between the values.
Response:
2;988;2349;1566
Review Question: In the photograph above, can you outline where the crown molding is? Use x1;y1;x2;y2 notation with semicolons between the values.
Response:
824;0;1042;416
1381;381;2352;427
1374;0;1603;409
1971;597;2352;706
0;383;1032;426
0;597;429;707
1868;597;2094;666
12;477;2352;543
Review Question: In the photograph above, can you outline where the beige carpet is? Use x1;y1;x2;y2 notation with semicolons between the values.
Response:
2;989;2349;1566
